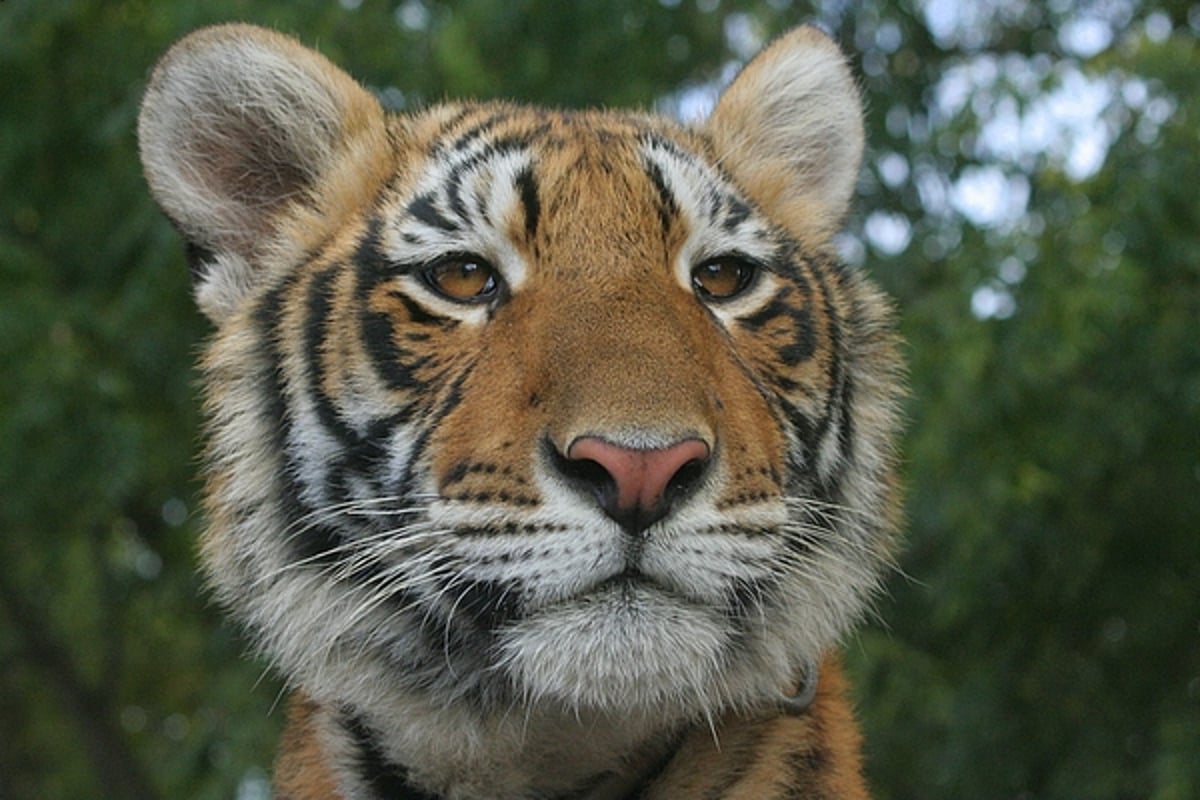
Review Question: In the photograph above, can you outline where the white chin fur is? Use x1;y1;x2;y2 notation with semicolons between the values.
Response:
496;585;780;718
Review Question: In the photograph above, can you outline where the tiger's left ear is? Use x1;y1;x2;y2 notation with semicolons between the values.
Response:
707;26;864;247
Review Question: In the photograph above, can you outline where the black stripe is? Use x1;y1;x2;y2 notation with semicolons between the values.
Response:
782;496;836;558
360;307;436;392
782;737;829;799
444;160;473;224
449;109;516;153
244;234;432;577
431;106;476;146
447;110;547;161
395;289;451;328
303;266;408;506
344;715;442;800
353;215;398;274
810;256;852;500
185;240;215;285
450;578;526;631
251;280;343;562
738;289;817;367
818;344;854;497
723;195;752;232
779;318;850;500
643;157;678;236
731;243;847;501
779;305;817;367
515;164;540;239
640;130;693;162
782;397;820;470
294;267;387;563
353;218;447;394
725;574;778;622
439;137;541;231
738;289;791;331
705;725;771;799
706;186;722;221
328;414;407;498
830;371;855;497
299;262;423;563
407;193;460;233
389;361;472;501
304;267;360;446
481;130;550;158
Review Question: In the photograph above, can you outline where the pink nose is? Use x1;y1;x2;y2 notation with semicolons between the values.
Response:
566;436;711;526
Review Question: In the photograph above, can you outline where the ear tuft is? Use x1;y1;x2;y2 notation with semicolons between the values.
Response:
138;25;386;320
707;26;864;247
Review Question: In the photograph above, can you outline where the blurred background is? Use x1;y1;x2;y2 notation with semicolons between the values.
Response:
1;1;1197;798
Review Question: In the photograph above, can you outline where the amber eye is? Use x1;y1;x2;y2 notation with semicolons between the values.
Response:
691;257;758;300
422;256;500;303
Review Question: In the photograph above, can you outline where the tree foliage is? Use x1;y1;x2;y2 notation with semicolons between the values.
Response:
1;1;1196;798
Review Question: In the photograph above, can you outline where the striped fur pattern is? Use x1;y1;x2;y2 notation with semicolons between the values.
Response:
139;23;902;800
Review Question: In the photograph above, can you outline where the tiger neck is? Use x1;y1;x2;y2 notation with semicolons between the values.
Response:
343;712;672;800
278;692;682;800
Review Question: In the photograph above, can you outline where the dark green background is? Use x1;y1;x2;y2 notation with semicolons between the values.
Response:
2;1;1197;797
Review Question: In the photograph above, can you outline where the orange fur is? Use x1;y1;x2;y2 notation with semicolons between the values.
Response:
275;698;341;800
140;23;903;800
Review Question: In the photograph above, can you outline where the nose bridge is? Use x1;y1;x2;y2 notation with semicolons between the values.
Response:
537;284;716;448
522;137;717;447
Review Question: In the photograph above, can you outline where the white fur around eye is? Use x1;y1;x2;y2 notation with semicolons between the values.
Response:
377;148;535;321
690;263;782;324
639;140;782;323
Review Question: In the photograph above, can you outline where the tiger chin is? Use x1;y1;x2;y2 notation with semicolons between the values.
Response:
139;21;903;800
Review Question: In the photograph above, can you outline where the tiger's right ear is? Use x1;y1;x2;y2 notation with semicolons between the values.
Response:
706;26;863;250
138;24;389;321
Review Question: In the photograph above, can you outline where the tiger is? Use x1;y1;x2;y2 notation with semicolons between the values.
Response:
138;21;902;800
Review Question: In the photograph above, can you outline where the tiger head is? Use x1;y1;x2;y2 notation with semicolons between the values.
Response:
140;22;901;743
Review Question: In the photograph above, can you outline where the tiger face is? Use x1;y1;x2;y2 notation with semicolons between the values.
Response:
140;23;901;797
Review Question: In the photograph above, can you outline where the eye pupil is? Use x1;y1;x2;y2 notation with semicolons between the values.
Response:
424;257;499;302
692;257;756;300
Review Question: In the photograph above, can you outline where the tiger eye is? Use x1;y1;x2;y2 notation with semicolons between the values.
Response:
424;257;499;303
692;257;758;300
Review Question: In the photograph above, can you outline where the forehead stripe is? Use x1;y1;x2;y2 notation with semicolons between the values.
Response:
446;110;517;153
723;196;752;232
515;165;539;239
407;193;459;233
642;157;678;236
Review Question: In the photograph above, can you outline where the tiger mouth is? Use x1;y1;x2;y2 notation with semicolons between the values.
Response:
580;568;683;603
532;564;760;625
447;564;726;635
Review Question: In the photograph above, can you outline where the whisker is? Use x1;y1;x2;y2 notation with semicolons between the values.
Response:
257;513;448;585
